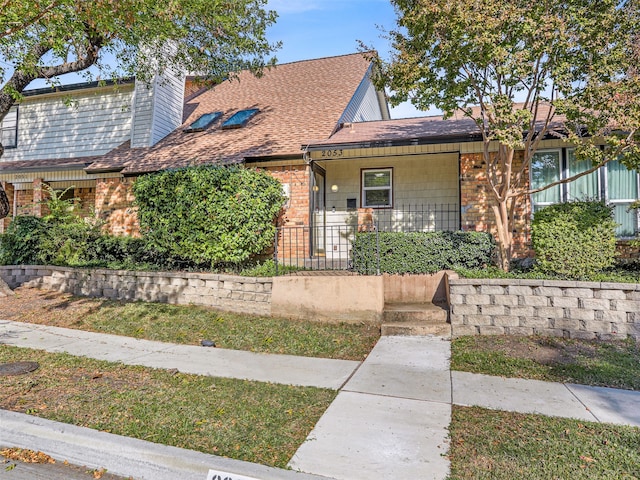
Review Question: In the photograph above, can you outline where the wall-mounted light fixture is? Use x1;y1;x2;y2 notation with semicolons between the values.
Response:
312;185;319;192
331;184;339;193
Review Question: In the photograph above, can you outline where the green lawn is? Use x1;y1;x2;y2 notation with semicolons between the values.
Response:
5;288;379;361
0;346;335;469
449;406;640;479
452;335;640;390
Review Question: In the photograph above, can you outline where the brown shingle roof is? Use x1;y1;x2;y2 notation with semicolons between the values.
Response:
0;156;97;173
308;115;480;147
86;53;373;175
307;103;566;148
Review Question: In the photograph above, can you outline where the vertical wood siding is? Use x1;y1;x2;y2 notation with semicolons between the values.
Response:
340;75;385;124
131;72;185;148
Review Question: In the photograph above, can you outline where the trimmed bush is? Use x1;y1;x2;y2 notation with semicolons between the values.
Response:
134;165;285;269
351;231;494;275
532;200;617;279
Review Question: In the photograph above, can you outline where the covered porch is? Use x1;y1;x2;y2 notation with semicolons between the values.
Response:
274;136;462;271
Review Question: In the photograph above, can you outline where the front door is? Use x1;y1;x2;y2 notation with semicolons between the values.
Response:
310;166;326;256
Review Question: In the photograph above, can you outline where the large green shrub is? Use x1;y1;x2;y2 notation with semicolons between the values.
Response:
0;215;47;265
351;231;494;275
532;200;617;279
133;165;285;269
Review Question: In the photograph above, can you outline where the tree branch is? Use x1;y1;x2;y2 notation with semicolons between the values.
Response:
0;1;62;39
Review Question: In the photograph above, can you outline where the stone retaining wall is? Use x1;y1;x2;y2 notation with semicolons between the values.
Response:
449;278;640;341
0;266;272;316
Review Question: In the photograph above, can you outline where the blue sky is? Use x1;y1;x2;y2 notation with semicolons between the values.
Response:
265;0;428;118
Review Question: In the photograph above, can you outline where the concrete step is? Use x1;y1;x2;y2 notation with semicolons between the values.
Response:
381;302;450;338
382;302;449;323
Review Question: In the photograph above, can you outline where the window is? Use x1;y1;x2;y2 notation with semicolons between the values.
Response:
184;111;222;132
0;106;18;148
607;159;639;237
222;108;259;129
531;150;561;212
362;168;393;208
530;149;640;237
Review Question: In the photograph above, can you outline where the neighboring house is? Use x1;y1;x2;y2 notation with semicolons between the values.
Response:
0;53;389;237
0;72;185;230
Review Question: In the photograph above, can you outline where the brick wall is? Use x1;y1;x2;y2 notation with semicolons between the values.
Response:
449;278;640;341
95;177;140;236
264;165;310;227
263;165;311;261
0;266;272;316
75;186;96;217
460;152;532;257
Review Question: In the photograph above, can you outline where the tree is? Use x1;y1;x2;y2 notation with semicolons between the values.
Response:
0;0;280;217
370;0;640;270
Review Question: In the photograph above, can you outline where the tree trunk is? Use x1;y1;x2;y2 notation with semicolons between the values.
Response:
492;200;513;271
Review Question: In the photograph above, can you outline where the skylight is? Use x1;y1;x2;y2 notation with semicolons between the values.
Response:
184;111;222;132
221;108;259;129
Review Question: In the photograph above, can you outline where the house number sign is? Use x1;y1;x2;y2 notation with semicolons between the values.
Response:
206;469;260;480
320;149;344;158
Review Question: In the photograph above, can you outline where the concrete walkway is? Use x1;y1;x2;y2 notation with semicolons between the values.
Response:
1;320;640;480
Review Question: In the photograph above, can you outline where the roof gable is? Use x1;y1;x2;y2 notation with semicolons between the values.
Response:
87;53;374;175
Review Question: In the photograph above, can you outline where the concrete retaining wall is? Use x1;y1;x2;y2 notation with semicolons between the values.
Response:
271;275;384;324
449;278;640;341
0;265;272;316
384;271;451;304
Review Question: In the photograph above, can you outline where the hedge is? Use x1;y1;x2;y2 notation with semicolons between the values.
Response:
133;165;285;269
532;200;617;279
351;230;494;275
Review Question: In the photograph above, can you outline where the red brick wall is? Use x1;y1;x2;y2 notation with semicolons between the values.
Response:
263;165;310;227
95;177;140;236
16;189;34;216
260;165;311;261
460;152;532;257
75;187;95;217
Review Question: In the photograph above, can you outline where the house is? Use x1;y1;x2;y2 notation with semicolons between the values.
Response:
1;52;637;267
0;53;389;238
298;113;640;264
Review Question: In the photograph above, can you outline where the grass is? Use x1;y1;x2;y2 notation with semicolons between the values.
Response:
0;345;336;469
452;335;640;390
5;288;379;361
448;406;640;479
75;302;378;360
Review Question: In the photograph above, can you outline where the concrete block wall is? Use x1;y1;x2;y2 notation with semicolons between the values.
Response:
0;266;272;316
449;278;640;341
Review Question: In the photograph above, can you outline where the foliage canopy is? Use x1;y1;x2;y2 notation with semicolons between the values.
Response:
371;0;640;269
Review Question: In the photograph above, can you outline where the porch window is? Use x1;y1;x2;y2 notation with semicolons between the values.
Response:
362;168;392;208
530;150;561;212
0;106;18;148
607;159;639;237
530;149;640;238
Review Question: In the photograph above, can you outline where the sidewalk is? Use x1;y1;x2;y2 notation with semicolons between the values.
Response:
1;320;640;480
